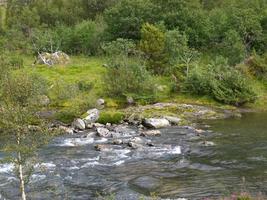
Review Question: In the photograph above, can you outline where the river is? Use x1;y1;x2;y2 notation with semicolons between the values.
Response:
0;112;266;199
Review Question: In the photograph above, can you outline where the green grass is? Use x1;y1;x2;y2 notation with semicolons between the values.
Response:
17;54;267;123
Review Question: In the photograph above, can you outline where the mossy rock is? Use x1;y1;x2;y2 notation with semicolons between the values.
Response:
97;111;125;124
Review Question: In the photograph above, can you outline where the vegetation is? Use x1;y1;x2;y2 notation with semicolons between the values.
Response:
0;0;267;198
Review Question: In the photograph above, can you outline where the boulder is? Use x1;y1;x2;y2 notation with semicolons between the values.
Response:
36;51;70;66
164;116;181;125
96;98;105;106
140;130;161;137
83;109;99;125
96;127;111;137
72;119;86;130
143;118;170;129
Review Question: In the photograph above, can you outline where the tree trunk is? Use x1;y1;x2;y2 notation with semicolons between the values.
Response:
18;152;27;200
17;135;27;200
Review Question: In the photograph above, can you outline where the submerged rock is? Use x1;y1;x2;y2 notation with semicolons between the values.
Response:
140;130;161;137
131;176;160;191
113;139;123;145
143;118;170;129
94;144;113;151
199;141;216;147
72;119;86;130
128;142;144;149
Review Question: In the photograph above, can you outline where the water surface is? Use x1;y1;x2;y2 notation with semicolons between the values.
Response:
0;112;267;199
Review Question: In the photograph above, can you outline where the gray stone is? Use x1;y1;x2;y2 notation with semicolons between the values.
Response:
143;118;170;129
96;98;105;106
96;127;111;137
36;51;70;66
164;116;181;125
83;109;99;125
72;119;86;130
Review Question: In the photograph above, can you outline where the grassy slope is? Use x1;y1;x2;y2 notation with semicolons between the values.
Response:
22;55;267;122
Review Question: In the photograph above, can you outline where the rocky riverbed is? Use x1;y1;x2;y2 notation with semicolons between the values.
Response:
2;103;263;200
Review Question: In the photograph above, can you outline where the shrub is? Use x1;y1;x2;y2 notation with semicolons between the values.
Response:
97;111;125;124
1;70;48;106
139;23;168;74
183;57;257;105
245;52;267;80
103;39;155;102
219;30;246;66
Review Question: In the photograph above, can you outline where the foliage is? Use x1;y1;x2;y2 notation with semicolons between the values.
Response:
245;52;267;80
183;57;257;105
0;64;55;200
220;30;246;65
103;38;155;101
104;0;156;40
139;23;167;74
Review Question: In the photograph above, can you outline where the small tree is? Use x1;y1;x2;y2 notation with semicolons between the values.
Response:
139;23;168;75
0;67;55;200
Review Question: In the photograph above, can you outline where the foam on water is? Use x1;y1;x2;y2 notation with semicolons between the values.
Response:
0;164;14;174
57;137;94;147
30;174;46;182
35;162;56;170
95;138;108;143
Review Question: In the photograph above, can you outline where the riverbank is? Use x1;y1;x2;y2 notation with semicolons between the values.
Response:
19;55;267;125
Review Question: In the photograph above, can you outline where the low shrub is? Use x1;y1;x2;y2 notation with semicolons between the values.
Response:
97;111;125;124
183;57;257;106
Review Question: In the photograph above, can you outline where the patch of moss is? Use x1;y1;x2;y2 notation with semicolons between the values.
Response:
97;111;125;124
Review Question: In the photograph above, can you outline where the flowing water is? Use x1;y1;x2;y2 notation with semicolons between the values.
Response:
0;112;267;200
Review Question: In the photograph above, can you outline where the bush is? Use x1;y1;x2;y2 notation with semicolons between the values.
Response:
103;39;155;102
1;70;48;106
183;57;257;105
245;52;267;80
139;23;168;74
97;111;125;124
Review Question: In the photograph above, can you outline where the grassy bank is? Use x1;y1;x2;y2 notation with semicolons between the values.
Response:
20;55;267;123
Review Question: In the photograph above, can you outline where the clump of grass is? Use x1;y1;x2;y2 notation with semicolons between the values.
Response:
97;111;125;124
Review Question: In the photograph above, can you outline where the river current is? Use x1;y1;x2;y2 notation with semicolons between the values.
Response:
0;112;266;199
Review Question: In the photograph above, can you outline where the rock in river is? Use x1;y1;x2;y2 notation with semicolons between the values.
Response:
96;127;111;137
83;108;99;125
131;176;160;191
140;130;161;137
72;119;86;130
143;118;170;129
164;116;181;125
